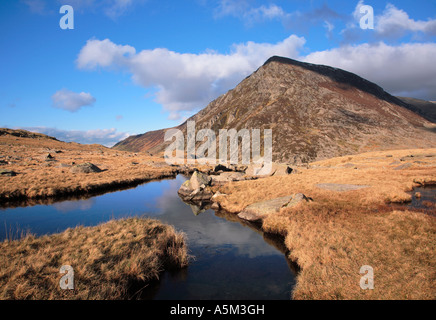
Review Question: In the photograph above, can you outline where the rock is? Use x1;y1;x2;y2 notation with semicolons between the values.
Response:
210;202;220;210
393;163;413;170
238;193;311;222
0;169;17;177
415;192;421;198
44;153;55;161
190;171;212;190
316;183;370;192
210;172;248;186
245;164;264;176
214;164;232;173
70;162;102;174
178;173;213;202
246;163;294;177
211;191;225;201
271;164;294;176
178;180;193;197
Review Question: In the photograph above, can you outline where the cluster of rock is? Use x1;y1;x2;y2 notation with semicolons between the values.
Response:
178;162;295;202
177;162;309;221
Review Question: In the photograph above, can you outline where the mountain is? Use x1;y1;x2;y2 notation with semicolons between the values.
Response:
396;96;436;123
113;56;436;164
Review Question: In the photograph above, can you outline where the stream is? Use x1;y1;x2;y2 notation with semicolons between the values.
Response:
0;175;297;300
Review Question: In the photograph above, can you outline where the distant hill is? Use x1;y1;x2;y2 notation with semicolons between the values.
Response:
113;56;436;164
396;97;436;123
0;128;59;141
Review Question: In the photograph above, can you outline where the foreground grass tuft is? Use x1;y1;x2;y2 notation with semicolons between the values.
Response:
0;218;189;300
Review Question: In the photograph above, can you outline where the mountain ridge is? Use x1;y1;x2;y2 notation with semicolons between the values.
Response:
113;56;436;164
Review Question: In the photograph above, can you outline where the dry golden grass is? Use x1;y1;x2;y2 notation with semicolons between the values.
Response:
0;132;181;203
0;217;189;300
214;148;436;300
216;148;436;213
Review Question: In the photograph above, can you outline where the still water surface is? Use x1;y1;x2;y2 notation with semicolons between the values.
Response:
0;175;296;299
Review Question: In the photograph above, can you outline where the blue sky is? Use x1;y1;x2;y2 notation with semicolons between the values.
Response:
1;0;435;146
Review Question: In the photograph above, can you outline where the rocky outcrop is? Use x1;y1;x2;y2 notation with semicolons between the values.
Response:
70;163;102;174
238;193;312;222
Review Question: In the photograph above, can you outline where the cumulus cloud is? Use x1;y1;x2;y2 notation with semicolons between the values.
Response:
52;89;96;112
18;127;130;147
376;3;436;38
77;36;306;119
346;1;436;41
304;42;436;100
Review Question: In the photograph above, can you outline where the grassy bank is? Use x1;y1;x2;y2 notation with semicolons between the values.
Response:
214;148;436;299
0;218;189;300
0;132;186;202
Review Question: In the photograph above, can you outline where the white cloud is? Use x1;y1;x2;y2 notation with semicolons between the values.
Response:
304;42;436;100
76;39;136;69
77;36;306;119
349;1;436;39
52;89;96;112
376;3;436;38
18;127;130;147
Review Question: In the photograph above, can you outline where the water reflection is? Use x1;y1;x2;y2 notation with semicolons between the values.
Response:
52;198;96;213
0;175;296;299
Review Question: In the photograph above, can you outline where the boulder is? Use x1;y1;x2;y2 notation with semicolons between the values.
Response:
190;171;212;190
238;193;311;222
271;163;294;176
210;172;248;186
178;172;213;202
70;162;102;174
246;163;294;177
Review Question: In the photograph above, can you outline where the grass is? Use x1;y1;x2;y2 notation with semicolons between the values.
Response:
0;131;181;202
263;199;436;300
213;148;436;299
2;130;435;300
0;218;189;300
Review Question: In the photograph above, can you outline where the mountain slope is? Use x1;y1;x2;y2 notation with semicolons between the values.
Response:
113;56;436;164
396;96;436;123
